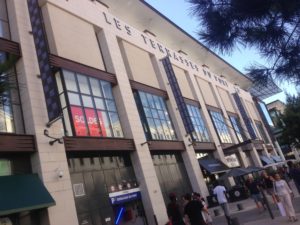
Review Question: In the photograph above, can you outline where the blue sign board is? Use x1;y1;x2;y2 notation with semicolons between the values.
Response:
109;190;141;205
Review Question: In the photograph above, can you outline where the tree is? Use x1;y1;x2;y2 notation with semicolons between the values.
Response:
278;95;300;148
187;0;300;85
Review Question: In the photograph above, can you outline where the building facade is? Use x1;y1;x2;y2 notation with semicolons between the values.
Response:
0;0;285;225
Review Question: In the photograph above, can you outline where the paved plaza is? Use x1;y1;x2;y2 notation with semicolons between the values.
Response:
210;192;300;225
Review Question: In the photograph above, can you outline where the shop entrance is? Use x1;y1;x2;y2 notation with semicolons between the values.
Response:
68;154;148;225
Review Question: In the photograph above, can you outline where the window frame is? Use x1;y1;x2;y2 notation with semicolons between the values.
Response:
209;110;233;144
186;104;210;142
255;121;270;144
134;90;177;141
229;115;245;143
60;69;123;138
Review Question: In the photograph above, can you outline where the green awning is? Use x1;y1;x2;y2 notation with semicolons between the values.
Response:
0;174;55;216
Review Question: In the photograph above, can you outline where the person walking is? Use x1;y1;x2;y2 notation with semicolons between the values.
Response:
273;173;298;222
183;193;206;225
261;171;277;203
192;192;212;225
213;181;231;225
245;176;266;212
167;193;185;225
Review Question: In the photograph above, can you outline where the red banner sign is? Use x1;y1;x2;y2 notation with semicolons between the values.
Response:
85;108;100;136
71;106;88;136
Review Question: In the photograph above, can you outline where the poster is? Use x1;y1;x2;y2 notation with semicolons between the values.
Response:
71;106;88;136
85;108;100;136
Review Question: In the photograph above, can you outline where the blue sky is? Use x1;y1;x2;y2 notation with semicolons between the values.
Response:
145;0;298;104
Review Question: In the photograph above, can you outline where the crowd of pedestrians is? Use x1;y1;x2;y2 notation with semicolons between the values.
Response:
166;161;300;225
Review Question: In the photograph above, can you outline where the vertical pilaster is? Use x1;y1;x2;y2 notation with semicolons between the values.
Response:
7;1;78;225
97;30;168;225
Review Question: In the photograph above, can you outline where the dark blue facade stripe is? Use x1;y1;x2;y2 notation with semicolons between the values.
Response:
232;93;256;139
27;0;61;121
161;57;194;135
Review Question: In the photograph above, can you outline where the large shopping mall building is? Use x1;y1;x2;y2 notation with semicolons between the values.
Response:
0;0;286;225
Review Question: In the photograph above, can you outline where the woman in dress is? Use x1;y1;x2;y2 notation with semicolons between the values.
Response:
273;173;298;222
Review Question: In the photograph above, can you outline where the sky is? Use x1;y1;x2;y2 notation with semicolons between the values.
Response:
145;0;298;104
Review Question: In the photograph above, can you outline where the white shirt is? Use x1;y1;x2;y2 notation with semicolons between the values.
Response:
213;185;227;203
274;179;292;196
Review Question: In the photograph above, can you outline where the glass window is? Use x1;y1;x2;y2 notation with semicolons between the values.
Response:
186;104;210;142
77;74;91;95
255;122;270;143
62;70;123;138
0;88;14;133
136;91;176;140
229;115;245;143
68;93;81;106
0;159;11;176
101;81;113;99
0;0;10;39
89;78;102;97
258;102;274;127
64;70;78;92
209;110;232;143
94;97;105;110
82;95;93;108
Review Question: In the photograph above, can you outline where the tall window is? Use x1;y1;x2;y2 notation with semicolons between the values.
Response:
0;55;14;133
209;110;232;143
61;70;123;137
255;122;270;143
135;91;176;140
229;115;245;143
0;0;10;39
186;104;210;142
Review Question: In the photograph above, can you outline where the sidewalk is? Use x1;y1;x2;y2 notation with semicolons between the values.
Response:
244;213;300;225
208;198;257;216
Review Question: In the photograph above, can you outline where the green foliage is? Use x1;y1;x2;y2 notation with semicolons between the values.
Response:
278;95;300;147
187;0;300;85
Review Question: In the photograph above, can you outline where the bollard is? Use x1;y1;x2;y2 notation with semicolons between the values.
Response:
236;203;244;211
231;217;240;225
213;209;221;216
